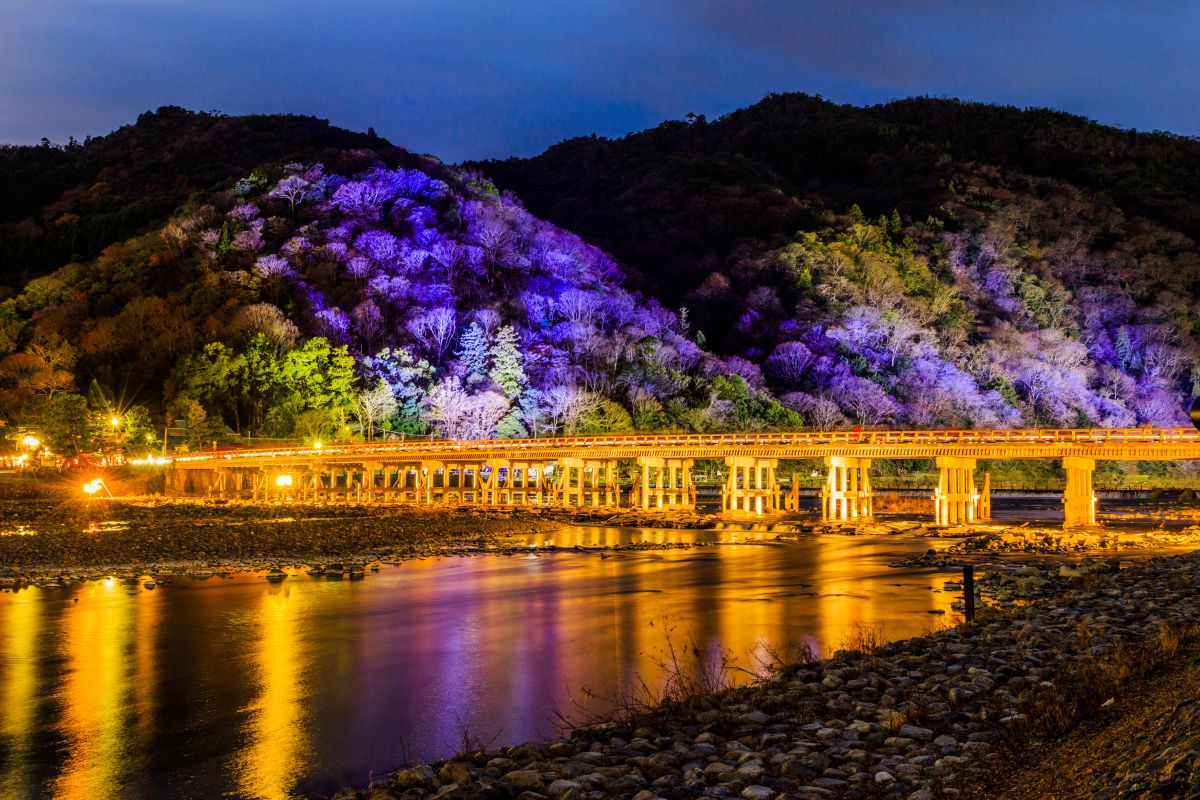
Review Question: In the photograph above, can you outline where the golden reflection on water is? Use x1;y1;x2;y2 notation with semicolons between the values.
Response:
48;580;135;800
0;589;42;798
0;529;960;798
229;583;312;800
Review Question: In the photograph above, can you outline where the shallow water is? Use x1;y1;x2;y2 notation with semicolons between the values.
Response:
0;499;1194;799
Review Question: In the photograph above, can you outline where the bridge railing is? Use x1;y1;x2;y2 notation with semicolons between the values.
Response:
169;427;1200;465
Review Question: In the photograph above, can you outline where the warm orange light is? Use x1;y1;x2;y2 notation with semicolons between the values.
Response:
275;475;293;487
20;435;39;449
110;417;121;428
312;441;322;450
82;480;102;495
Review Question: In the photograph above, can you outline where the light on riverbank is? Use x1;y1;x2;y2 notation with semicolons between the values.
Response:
275;474;293;487
82;479;112;498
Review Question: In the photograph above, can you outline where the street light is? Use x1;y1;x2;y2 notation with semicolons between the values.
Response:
110;416;122;428
21;435;39;449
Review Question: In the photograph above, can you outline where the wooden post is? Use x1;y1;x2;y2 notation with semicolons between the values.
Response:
963;565;975;622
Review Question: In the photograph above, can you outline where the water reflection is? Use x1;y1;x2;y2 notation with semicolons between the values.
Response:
229;584;312;800
48;580;135;800
0;529;968;799
0;589;41;798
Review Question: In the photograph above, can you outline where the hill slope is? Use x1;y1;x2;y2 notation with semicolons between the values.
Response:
0;106;399;284
481;94;1200;428
1;144;787;454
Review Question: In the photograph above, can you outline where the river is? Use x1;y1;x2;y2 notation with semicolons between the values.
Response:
0;498;1193;799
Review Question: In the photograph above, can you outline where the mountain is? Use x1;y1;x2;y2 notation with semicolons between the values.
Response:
480;93;1200;429
0;129;787;454
0;106;398;285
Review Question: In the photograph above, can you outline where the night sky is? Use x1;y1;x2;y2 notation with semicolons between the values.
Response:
3;1;1198;162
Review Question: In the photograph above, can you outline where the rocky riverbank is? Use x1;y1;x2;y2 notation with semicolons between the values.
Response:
325;550;1200;800
0;498;565;586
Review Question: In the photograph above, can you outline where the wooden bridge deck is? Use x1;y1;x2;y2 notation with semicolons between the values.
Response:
172;427;1200;467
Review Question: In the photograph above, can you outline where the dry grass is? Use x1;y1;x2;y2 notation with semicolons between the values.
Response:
873;492;934;514
836;621;888;659
996;622;1200;748
552;621;738;734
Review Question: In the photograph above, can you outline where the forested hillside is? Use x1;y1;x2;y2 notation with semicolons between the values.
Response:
0;147;791;455
483;93;1200;429
0;106;392;284
4;95;1200;456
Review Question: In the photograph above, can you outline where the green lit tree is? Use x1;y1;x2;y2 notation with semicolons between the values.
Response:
488;325;526;398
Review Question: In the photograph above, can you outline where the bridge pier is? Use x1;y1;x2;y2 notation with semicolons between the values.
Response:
1062;456;1097;527
502;461;544;505
555;458;619;507
722;456;778;516
934;456;979;525
820;456;873;521
637;457;694;510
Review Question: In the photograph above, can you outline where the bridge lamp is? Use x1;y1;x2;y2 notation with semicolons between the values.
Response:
313;441;322;451
275;474;293;487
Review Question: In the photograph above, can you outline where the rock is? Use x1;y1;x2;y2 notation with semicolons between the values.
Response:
899;725;934;741
545;779;582;797
438;761;472;785
393;764;436;790
741;786;777;800
503;770;545;792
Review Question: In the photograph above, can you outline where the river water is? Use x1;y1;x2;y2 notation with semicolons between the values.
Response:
0;499;1193;799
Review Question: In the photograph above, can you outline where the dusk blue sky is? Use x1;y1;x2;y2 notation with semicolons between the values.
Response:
3;1;1198;162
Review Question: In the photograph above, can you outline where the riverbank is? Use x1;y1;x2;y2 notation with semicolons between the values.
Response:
326;550;1200;800
0;498;563;586
7;489;1200;587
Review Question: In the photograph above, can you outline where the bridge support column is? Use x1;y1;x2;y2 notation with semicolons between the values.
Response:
1062;457;1096;527
722;456;778;517
978;472;991;520
934;456;978;525
820;456;873;521
421;462;439;505
363;462;382;503
783;472;801;512
558;458;583;507
483;460;506;505
637;457;694;510
511;462;545;506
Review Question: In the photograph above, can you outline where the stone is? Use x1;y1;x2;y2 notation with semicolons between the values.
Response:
393;764;436;790
503;770;546;792
546;779;583;797
438;761;472;785
704;762;736;777
899;725;934;741
741;786;777;800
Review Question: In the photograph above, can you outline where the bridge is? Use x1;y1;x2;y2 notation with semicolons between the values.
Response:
166;427;1200;527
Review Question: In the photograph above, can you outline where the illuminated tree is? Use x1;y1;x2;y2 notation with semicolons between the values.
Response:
353;381;398;441
488;325;525;397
